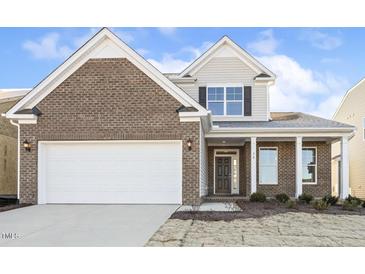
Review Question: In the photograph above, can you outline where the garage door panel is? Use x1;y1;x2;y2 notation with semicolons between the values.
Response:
38;141;182;204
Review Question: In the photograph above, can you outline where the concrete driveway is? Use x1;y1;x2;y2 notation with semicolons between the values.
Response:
0;204;178;246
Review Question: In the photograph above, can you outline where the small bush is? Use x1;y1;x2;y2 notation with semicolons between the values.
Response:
250;192;266;202
298;193;313;204
286;200;297;209
345;195;362;206
322;195;339;206
275;193;290;203
362;201;365;208
313;199;330;210
342;199;360;211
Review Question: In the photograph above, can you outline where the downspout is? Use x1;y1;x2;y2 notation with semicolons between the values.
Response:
10;119;20;202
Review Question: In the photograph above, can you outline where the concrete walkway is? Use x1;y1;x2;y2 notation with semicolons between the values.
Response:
0;204;178;246
147;212;365;246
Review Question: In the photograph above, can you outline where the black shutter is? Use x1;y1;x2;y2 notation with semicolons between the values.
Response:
199;86;207;108
244;86;252;116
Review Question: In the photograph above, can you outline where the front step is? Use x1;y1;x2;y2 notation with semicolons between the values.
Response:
202;195;248;202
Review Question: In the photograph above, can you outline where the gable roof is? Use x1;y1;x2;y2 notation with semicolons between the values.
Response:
178;36;276;79
6;28;207;120
332;77;365;119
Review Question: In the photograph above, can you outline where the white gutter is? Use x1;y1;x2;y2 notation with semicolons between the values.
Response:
10;119;20;201
210;126;355;133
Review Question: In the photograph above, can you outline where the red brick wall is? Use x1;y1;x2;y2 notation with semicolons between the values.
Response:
19;58;201;205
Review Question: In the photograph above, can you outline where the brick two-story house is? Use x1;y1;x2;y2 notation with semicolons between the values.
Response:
4;28;354;205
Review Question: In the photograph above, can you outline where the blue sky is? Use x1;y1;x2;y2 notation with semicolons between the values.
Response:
1;27;365;118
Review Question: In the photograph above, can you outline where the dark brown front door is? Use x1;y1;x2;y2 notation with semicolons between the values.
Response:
215;157;231;194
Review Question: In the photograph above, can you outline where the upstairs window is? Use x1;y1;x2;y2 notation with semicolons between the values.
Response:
207;87;224;115
226;87;243;115
207;86;243;116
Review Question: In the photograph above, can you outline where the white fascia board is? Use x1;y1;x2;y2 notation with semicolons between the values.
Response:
7;28;208;116
210;127;355;133
205;128;355;138
178;36;276;79
332;77;365;119
5;113;37;120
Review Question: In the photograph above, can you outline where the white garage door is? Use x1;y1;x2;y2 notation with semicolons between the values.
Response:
38;141;182;204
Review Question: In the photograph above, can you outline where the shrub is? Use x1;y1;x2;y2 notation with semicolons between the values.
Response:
322;195;339;206
313;199;330;210
275;193;290;203
362;201;365;208
298;193;313;204
342;199;360;211
286;200;297;209
345;195;362;206
250;192;266;202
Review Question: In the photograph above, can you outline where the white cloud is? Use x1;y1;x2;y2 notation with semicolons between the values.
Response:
247;29;279;55
259;55;327;95
300;30;343;50
158;27;177;36
181;41;214;58
147;41;213;73
73;28;99;47
23;33;73;60
258;54;349;118
148;54;191;73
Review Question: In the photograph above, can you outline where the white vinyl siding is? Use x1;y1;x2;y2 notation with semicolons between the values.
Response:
176;57;269;121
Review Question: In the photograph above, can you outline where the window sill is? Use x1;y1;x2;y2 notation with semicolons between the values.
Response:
302;182;317;185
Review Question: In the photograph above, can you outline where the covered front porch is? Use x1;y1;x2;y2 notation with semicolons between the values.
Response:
202;134;351;201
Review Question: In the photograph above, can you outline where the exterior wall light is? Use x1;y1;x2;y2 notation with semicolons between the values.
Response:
23;139;31;152
187;138;192;151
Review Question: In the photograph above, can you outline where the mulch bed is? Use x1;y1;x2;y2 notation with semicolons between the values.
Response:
0;204;32;213
170;200;365;221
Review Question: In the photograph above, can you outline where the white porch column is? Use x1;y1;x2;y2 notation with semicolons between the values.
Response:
250;137;257;194
295;136;303;198
340;136;350;199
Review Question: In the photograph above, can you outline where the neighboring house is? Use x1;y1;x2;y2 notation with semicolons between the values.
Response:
332;78;365;199
0;89;29;197
4;28;355;205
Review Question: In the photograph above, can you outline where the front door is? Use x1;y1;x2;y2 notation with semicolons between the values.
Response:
215;157;231;194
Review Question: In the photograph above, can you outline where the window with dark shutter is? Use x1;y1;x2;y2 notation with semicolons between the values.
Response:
244;86;252;116
199;86;207;108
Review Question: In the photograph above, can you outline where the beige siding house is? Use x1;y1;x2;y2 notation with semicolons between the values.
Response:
332;79;365;199
0;89;29;196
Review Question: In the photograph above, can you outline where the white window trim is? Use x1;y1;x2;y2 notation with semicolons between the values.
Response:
302;146;317;185
258;147;278;185
213;149;240;195
207;84;244;117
